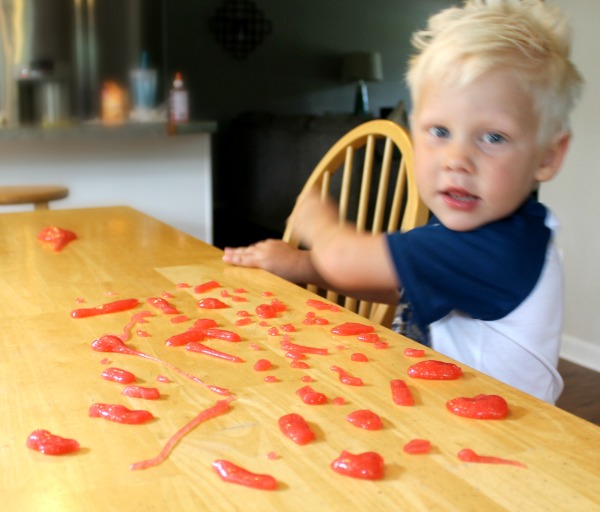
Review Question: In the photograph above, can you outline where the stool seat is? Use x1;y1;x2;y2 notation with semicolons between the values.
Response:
0;185;69;210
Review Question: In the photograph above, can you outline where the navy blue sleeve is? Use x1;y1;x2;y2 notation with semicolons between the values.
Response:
385;199;551;330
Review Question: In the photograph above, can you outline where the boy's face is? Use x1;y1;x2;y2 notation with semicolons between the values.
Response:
411;68;563;232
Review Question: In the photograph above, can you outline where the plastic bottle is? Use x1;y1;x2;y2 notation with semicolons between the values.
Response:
169;72;189;124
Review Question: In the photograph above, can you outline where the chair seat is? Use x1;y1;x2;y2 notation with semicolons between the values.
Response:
0;185;69;210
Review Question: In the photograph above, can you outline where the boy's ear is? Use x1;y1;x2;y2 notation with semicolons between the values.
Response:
535;131;571;182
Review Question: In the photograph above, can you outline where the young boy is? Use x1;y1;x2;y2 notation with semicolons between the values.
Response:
223;0;583;403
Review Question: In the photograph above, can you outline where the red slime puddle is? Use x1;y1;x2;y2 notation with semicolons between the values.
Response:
131;399;232;470
101;367;136;384
446;394;509;419
89;403;154;424
403;439;431;454
278;413;315;445
71;298;139;318
26;429;80;455
407;360;462;380
122;385;160;400
212;459;278;490
458;448;526;468
345;410;382;430
330;322;375;336
37;226;77;252
331;450;384;480
390;379;414;406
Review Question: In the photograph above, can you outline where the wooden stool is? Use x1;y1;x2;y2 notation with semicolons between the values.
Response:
0;185;69;210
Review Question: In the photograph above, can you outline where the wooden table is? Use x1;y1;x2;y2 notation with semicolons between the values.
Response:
2;206;599;512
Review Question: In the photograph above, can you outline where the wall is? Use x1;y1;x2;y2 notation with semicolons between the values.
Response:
543;0;600;370
164;0;456;123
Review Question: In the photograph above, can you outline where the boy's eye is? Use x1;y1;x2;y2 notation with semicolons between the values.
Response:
482;132;506;144
428;126;449;138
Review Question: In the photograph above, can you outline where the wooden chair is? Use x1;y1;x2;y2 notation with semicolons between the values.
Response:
0;185;69;210
283;119;429;328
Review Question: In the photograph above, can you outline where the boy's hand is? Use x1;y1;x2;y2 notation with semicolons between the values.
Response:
223;239;313;283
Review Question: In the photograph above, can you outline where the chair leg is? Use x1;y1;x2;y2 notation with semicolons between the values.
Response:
34;202;50;210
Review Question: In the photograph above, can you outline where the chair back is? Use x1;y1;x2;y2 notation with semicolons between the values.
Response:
283;119;429;328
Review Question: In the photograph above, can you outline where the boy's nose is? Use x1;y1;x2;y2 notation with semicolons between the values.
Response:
443;140;474;173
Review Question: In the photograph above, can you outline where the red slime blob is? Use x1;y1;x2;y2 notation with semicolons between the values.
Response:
346;409;383;430
390;379;414;406
331;450;384;480
26;429;80;455
71;298;139;318
101;367;136;384
212;460;278;490
446;394;509;419
330;322;375;336
89;403;154;424
278;413;315;445
407;360;463;380
37;226;77;252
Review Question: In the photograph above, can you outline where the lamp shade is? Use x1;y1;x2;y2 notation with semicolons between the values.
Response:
341;52;383;83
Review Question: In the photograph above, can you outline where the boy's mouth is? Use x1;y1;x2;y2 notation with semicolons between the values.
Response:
441;188;479;210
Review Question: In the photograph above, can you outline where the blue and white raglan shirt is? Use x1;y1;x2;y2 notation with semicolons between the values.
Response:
386;198;564;403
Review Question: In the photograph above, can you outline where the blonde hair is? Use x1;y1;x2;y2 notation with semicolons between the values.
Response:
406;0;583;144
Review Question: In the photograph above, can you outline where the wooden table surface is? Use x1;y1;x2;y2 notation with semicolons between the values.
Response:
2;206;599;512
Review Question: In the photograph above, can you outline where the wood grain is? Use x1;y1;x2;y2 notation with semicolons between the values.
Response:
2;206;599;512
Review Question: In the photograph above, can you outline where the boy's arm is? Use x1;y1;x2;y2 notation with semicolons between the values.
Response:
287;189;401;302
222;239;323;285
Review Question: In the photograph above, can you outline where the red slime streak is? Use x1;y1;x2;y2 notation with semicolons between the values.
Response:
458;448;527;468
296;385;328;404
101;367;136;384
185;342;244;363
37;226;77;252
212;459;278;490
345;410;382;430
330;322;375;336
330;450;384;480
193;280;221;293
89;403;154;424
280;340;328;355
278;413;315;445
390;379;414;406
165;330;205;347
330;365;363;386
131;399;232;470
119;310;153;341
147;297;179;315
122;385;160;400
404;347;426;358
403;439;431;454
446;394;509;419
197;298;229;309
26;429;80;455
202;328;241;342
407;360;463;380
91;335;231;396
306;298;340;311
71;298;139;318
